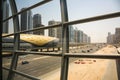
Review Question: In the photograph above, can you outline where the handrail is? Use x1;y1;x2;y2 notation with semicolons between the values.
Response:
2;23;61;37
65;12;120;25
3;50;120;59
2;67;40;80
3;49;120;59
2;12;120;37
16;50;62;56
3;0;52;22
65;53;120;59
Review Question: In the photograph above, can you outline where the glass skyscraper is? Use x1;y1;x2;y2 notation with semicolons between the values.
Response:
3;0;9;33
33;14;44;35
69;25;74;43
48;20;62;42
20;8;33;34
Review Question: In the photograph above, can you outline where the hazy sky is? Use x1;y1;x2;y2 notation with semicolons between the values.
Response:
9;0;120;43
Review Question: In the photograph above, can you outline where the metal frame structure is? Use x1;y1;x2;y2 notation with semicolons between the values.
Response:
0;0;3;80
2;0;120;80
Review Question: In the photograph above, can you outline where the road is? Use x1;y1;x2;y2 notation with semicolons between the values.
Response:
2;43;106;80
2;55;78;80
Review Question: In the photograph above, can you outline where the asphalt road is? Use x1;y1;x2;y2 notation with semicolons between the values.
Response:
2;44;106;80
2;55;78;80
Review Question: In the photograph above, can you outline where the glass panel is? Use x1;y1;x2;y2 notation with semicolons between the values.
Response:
2;56;12;68
3;0;14;34
14;0;61;50
14;55;61;80
69;59;118;80
15;0;43;12
67;0;120;21
15;0;61;33
68;44;119;80
2;69;9;80
69;18;120;45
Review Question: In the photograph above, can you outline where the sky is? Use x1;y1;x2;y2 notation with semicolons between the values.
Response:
8;0;120;43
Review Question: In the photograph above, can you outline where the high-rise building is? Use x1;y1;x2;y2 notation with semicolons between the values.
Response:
107;32;111;43
28;10;33;34
87;36;91;43
79;31;84;43
107;32;115;44
69;25;74;42
48;20;62;42
83;33;87;43
20;8;33;34
48;20;57;37
33;14;41;27
3;0;9;33
74;28;91;43
107;28;120;44
78;30;90;43
115;28;120;43
74;28;79;43
77;30;84;43
48;20;91;43
33;14;44;35
56;27;62;42
77;30;81;43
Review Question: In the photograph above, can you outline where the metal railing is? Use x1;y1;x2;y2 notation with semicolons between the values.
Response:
1;0;120;80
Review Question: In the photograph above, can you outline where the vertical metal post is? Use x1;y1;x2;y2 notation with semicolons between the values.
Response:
60;0;69;80
53;48;55;51
7;0;20;80
0;0;3;80
116;59;120;80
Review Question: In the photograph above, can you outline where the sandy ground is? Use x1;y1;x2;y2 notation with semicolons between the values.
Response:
117;47;120;52
41;45;118;80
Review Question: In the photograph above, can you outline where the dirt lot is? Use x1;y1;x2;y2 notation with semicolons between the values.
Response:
42;45;118;80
